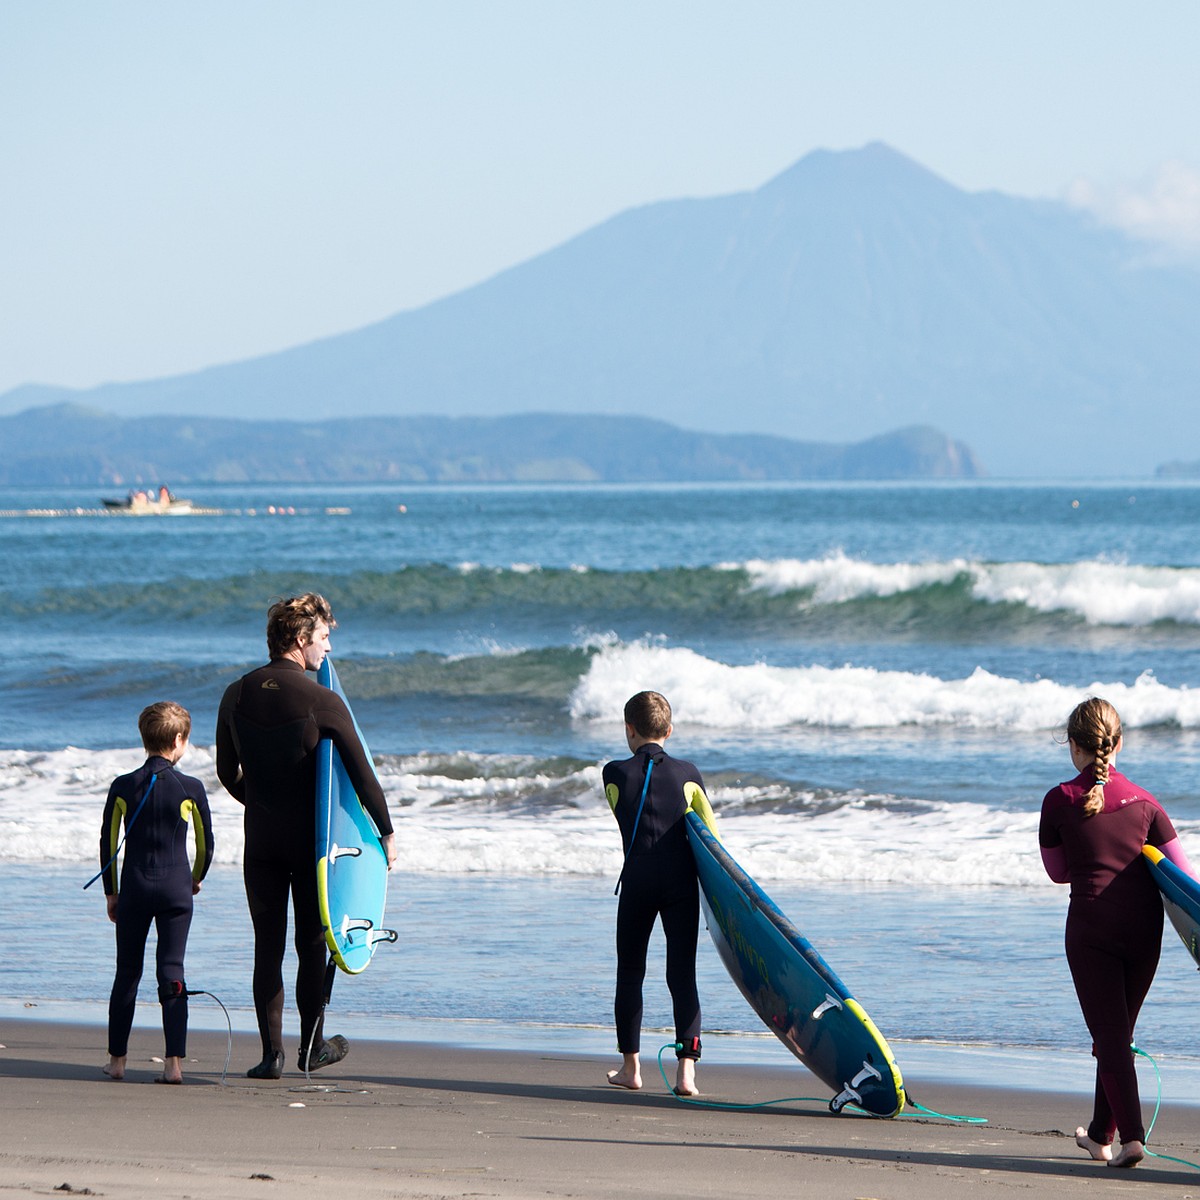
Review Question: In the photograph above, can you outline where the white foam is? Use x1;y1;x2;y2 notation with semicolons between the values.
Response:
0;744;242;868
568;640;1200;733
6;743;1193;890
975;560;1200;626
734;554;1200;626
736;553;967;603
712;803;1048;887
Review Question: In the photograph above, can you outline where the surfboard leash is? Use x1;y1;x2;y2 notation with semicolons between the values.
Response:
654;1043;987;1124
182;987;233;1086
1133;1043;1200;1171
901;1096;988;1124
298;956;340;1086
653;1043;831;1112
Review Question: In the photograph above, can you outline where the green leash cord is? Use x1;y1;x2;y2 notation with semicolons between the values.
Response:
1133;1043;1200;1172
655;1043;987;1124
653;1040;1200;1165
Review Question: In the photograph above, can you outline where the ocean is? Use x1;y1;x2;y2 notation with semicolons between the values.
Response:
3;481;1199;1100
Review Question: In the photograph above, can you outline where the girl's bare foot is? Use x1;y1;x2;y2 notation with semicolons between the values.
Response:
102;1056;126;1081
606;1052;641;1090
1109;1140;1144;1169
674;1058;699;1097
1074;1127;1112;1161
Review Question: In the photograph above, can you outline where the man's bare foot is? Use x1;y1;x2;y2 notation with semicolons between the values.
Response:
156;1055;184;1084
1074;1127;1112;1161
102;1056;126;1081
674;1059;699;1097
1109;1140;1145;1169
606;1068;641;1090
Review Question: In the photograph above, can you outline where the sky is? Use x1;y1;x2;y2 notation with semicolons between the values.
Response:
2;1;1199;399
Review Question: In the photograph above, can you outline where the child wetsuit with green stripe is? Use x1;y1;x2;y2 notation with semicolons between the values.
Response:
101;757;214;1059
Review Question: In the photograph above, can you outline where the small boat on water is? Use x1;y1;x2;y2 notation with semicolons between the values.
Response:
101;486;194;515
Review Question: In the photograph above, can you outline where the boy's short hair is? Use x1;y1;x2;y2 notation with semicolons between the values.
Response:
266;593;336;659
624;691;672;740
139;701;191;755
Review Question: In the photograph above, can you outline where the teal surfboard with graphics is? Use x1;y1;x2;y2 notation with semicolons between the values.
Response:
1143;845;1200;970
684;786;904;1117
316;658;393;974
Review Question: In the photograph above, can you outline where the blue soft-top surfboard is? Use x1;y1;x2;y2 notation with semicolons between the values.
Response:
1143;844;1200;970
684;786;905;1117
316;658;392;975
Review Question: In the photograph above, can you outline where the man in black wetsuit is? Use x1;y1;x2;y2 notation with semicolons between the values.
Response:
216;593;396;1079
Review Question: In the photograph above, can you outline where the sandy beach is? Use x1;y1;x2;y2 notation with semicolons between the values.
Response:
2;1019;1197;1199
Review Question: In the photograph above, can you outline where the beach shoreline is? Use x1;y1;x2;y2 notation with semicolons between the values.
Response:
3;1016;1197;1198
8;994;1200;1098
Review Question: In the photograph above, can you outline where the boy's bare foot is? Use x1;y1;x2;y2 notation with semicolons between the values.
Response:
1074;1127;1112;1161
156;1056;184;1084
102;1056;126;1081
606;1051;641;1090
1109;1140;1144;1169
674;1059;699;1097
606;1068;641;1090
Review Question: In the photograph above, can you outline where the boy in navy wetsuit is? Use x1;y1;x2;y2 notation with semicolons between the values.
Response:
100;702;213;1084
604;690;705;1097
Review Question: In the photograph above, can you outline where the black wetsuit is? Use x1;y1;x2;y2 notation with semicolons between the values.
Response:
100;757;214;1059
1039;767;1177;1146
215;659;393;1059
605;743;703;1059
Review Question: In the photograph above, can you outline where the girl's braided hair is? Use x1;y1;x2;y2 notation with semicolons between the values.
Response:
1067;697;1122;818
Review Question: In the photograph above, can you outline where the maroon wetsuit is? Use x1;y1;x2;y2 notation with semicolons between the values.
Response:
1039;767;1176;1146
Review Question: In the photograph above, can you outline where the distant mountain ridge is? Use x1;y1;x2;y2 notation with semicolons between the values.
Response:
0;404;982;485
5;142;1198;476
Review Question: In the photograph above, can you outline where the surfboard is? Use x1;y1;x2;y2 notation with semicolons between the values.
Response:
315;658;393;974
1143;844;1200;969
684;786;905;1117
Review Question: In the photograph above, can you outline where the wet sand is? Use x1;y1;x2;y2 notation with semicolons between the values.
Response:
1;1018;1197;1198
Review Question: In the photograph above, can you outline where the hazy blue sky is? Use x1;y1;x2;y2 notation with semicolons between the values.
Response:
2;1;1198;397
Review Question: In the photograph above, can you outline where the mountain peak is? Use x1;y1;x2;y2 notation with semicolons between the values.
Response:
758;141;957;200
3;145;1196;477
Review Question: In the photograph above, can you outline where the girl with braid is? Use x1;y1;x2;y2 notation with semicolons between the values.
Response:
1039;697;1194;1168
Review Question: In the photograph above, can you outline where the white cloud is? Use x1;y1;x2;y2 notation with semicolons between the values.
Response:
1066;162;1200;258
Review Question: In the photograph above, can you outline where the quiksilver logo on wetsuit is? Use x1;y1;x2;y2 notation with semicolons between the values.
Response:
261;680;281;690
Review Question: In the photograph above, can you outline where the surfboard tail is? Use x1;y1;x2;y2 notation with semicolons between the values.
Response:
842;998;907;1117
686;813;905;1118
